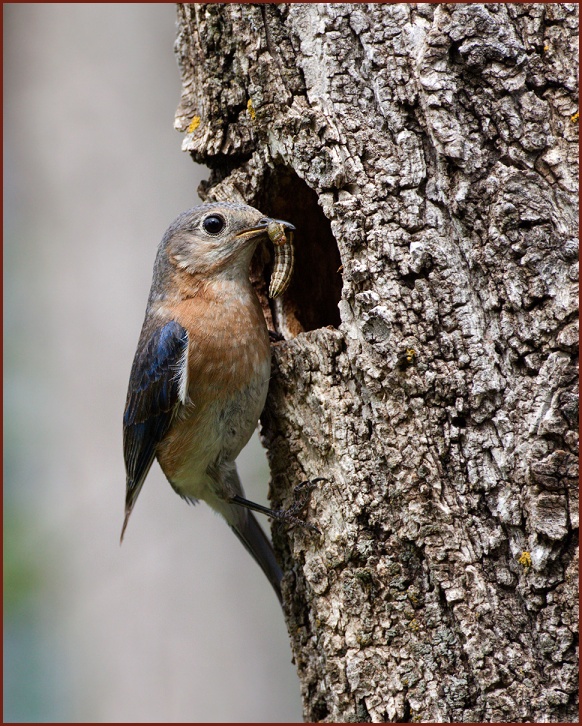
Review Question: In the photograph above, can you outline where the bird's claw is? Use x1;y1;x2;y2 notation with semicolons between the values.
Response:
271;477;327;534
268;329;284;342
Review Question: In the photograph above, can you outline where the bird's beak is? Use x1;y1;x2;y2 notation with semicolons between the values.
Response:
235;217;296;241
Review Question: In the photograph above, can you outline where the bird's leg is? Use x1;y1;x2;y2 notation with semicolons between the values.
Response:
231;478;326;534
231;495;321;534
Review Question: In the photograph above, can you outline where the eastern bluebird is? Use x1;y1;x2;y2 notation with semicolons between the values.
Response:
122;202;296;603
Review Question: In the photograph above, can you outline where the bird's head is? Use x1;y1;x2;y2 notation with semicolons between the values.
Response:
157;202;294;283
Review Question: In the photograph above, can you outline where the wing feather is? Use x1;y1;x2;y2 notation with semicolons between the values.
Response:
122;320;188;537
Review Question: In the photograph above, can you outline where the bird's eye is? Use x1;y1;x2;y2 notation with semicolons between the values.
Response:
202;215;225;235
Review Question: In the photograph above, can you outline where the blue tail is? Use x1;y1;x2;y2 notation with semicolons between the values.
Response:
230;511;283;604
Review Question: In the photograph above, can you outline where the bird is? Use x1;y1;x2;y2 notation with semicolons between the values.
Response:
122;202;297;603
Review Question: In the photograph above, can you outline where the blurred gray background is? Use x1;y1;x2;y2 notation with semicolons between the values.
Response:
4;4;302;722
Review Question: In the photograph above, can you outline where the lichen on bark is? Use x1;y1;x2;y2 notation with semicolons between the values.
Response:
175;4;578;722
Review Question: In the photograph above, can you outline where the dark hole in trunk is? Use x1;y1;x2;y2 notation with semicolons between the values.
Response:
251;167;343;337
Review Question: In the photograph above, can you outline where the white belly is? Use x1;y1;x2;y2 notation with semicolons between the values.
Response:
165;359;270;505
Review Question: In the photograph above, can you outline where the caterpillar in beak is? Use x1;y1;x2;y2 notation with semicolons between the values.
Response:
267;222;295;298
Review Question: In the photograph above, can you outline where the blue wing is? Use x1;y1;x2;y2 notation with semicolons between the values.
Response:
122;319;188;539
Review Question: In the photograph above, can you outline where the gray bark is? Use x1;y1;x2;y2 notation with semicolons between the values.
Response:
174;4;578;722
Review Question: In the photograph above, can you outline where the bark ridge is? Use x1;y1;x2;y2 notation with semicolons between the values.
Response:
175;4;578;722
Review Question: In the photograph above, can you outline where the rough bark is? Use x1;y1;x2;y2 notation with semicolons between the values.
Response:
174;4;578;722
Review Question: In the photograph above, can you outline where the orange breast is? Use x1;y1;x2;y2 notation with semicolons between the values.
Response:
173;279;270;399
154;278;271;484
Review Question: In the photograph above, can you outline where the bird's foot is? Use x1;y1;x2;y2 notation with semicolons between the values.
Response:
268;329;284;342
231;478;326;534
271;477;327;534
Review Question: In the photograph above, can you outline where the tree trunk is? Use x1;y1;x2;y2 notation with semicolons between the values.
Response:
174;3;578;722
